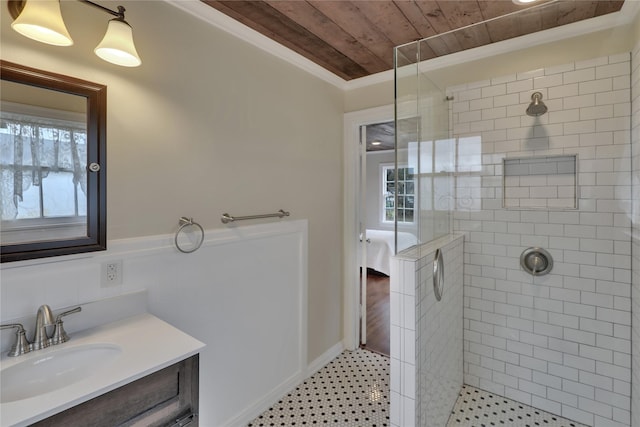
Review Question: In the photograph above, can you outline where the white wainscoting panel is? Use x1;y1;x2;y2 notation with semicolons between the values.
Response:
0;220;308;427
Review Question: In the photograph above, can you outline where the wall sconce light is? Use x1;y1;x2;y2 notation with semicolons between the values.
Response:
8;0;141;67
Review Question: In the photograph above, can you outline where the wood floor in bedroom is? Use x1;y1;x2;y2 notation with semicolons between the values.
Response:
362;269;390;356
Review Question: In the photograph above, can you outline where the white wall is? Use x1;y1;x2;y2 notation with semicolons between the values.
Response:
344;79;394;113
0;0;343;364
452;55;632;426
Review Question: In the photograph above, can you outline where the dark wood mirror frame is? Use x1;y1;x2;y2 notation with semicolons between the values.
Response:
0;60;107;262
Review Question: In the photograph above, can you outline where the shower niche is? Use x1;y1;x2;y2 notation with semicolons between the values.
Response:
503;154;577;209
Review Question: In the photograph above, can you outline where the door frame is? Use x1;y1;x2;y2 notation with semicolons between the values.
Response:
343;104;394;351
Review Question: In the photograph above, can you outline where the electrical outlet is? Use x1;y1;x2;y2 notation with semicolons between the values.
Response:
101;260;123;286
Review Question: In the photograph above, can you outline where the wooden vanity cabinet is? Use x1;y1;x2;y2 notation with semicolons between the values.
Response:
32;354;199;427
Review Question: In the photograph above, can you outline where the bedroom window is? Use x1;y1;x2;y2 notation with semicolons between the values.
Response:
381;164;414;223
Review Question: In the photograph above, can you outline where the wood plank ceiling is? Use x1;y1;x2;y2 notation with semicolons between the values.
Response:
202;0;624;81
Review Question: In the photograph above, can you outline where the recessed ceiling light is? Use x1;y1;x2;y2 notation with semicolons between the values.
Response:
371;141;382;146
512;0;540;4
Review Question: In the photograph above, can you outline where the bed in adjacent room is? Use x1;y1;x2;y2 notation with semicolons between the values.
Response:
364;229;418;276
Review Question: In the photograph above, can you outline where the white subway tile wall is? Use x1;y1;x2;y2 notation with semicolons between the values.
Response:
390;234;464;427
631;40;640;427
451;54;632;427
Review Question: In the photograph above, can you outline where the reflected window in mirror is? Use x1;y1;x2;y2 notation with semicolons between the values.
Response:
0;61;106;262
1;95;88;241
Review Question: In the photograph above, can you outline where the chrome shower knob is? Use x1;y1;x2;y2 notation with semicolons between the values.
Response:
520;247;553;276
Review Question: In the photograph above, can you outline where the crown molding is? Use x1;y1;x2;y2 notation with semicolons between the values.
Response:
343;69;394;91
167;0;636;92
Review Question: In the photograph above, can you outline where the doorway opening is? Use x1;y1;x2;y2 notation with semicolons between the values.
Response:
361;268;390;355
343;105;421;355
343;104;393;354
359;120;395;356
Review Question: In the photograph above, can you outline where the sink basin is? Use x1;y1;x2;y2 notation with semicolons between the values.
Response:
1;344;122;403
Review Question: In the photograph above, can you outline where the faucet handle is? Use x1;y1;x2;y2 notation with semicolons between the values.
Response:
51;307;82;345
0;323;31;357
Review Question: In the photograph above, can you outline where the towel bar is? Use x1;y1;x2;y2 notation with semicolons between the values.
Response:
221;209;290;224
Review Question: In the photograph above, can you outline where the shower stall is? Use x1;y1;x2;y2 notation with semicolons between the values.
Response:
391;3;638;426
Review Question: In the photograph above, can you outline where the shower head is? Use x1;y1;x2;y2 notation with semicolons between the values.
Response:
526;92;547;117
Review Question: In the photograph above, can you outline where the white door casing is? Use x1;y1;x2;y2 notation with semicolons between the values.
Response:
343;104;394;351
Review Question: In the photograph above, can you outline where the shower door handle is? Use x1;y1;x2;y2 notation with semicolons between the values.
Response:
433;249;444;301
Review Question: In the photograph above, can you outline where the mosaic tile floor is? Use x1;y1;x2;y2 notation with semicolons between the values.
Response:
446;385;588;427
247;351;586;427
247;349;390;426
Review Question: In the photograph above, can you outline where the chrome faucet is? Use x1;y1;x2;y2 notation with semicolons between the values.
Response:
31;305;55;350
1;304;81;356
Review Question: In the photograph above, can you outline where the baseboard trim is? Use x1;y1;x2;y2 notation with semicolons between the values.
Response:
221;369;306;427
306;341;345;378
221;341;345;427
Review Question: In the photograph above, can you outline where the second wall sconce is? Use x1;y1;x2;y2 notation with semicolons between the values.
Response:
8;0;141;67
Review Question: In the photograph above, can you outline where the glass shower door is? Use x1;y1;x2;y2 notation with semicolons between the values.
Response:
393;37;454;427
394;40;451;253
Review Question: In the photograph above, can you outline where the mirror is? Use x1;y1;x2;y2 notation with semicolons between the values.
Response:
0;60;106;262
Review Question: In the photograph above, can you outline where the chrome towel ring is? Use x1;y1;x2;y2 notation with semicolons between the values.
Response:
175;217;204;253
433;249;444;301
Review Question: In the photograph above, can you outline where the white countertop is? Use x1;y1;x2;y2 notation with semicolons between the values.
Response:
0;313;205;427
